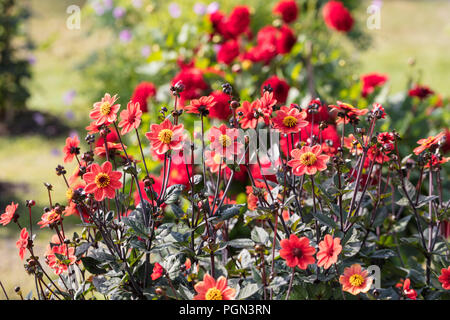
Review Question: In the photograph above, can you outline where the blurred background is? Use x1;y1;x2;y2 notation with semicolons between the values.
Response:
0;0;449;297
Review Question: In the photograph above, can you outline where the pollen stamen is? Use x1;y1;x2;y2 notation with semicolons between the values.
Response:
158;129;173;144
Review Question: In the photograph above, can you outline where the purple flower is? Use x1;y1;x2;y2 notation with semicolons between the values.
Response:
63;90;76;106
206;2;219;14
69;130;79;138
92;0;113;15
51;148;61;157
119;29;132;43
32;113;45;126
194;3;206;15
141;45;151;58
132;0;143;8
168;3;181;18
27;54;36;65
65;111;75;120
113;7;126;19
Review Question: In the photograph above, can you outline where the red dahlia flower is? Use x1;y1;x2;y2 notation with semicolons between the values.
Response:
145;119;184;155
305;99;330;122
208;124;244;158
184;95;216;115
118;101;142;135
322;1;354;32
402;278;417;300
330;101;368;124
272;105;308;134
63;135;80;163
217;40;240;65
83;161;123;201
273;0;299;24
208;91;232;120
288;145;330;176
89;93;120;126
131;82;156;113
339;264;373;295
276;25;296;54
236;100;260;129
316;234;342;269
361;73;388;97
226;6;251;38
95;130;119;148
279;234;316;269
261;76;290;104
16;228;29;260
438;266;450;290
0;202;18;226
171;67;209;105
409;84;434;100
194;274;236;300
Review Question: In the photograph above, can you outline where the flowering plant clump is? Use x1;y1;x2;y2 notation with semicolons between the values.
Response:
1;75;448;300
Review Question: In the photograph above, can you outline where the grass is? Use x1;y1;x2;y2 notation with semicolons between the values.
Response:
0;0;449;299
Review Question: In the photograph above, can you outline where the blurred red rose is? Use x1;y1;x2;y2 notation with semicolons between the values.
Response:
209;90;232;120
408;84;434;100
217;40;240;65
172;67;209;105
261;76;290;104
131;82;157;113
226;6;251;38
273;0;299;24
361;73;388;97
322;1;354;32
276;25;296;54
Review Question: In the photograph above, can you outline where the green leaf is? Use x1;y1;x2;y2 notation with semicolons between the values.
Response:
81;257;107;275
163;184;185;204
312;211;339;229
227;238;255;248
371;249;396;259
392;215;412;233
237;282;261;300
251;226;269;245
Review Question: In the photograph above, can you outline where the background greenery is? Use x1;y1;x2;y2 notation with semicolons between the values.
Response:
0;0;449;297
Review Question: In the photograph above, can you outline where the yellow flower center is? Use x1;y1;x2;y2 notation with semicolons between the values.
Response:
66;188;74;201
349;274;364;287
299;152;317;166
213;153;222;164
219;134;232;147
100;102;111;115
158;129;173;144
283;116;298;128
205;287;223;300
95;173;110;188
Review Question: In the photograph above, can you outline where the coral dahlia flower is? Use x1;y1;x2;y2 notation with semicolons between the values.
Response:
438;266;450;290
194;274;236;300
401;278;417;300
145;119;185;155
208;124;244;158
317;234;342;269
287;145;330;176
118;101;142;135
272;105;308;134
89;93;120;126
339;264;373;295
63;135;80;163
413;131;446;155
83;161;123;201
236;100;261;129
47;244;77;275
330;101;368;124
37;209;61;228
184;95;216;115
1;202;18;226
280;234;316;269
151;262;164;280
16;228;29;260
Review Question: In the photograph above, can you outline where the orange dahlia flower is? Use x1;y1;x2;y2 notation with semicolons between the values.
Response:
279;234;316;269
413;131;446;155
62;135;80;163
287;145;330;176
184;95;216;115
194;274;236;300
83;161;123;201
316;234;342;269
339;264;373;295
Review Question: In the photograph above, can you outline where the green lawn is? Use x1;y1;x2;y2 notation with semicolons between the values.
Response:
0;0;449;299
